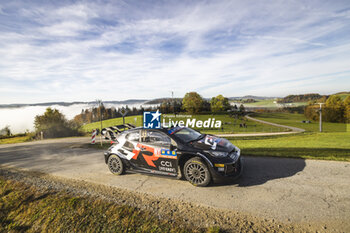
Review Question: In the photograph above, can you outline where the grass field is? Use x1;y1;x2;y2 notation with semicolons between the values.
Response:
0;135;33;144
82;115;143;133
251;112;347;132
335;93;350;100
162;114;286;134
0;177;218;232
231;112;350;161
231;99;308;108
231;132;350;161
82;114;287;134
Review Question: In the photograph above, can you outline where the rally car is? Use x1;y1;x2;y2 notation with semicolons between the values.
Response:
103;126;242;187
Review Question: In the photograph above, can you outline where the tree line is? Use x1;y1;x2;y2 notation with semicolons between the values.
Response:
72;92;243;125
277;93;327;103
304;95;350;123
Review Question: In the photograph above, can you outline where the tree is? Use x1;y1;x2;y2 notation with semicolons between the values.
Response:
239;104;245;113
210;95;230;113
182;92;204;114
324;95;345;123
344;96;350;123
202;99;211;112
304;105;319;121
34;108;81;138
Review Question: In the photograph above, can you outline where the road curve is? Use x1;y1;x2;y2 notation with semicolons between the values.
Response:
216;114;305;137
0;137;349;231
245;115;305;132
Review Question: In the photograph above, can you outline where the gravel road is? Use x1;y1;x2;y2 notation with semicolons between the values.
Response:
0;137;349;232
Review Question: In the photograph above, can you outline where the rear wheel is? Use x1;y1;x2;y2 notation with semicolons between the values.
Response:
184;157;211;187
108;154;125;175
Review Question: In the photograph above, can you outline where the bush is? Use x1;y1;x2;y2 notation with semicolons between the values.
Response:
0;126;11;137
34;108;83;138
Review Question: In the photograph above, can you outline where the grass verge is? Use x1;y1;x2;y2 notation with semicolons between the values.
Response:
0;176;219;233
230;132;350;161
0;135;33;144
251;112;347;132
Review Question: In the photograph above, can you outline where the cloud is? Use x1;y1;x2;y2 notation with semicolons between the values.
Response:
0;0;350;103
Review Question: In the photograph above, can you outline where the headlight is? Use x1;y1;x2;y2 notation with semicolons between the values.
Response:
207;151;228;157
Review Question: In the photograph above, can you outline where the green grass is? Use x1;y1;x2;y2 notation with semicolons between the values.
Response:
0;135;33;144
335;93;350;100
81;114;287;134
231;99;308;108
0;176;216;232
228;112;349;161
231;132;350;161
251;112;347;132
82;115;143;132
163;114;287;134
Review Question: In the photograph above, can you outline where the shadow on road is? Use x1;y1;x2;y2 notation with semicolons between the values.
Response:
236;156;306;187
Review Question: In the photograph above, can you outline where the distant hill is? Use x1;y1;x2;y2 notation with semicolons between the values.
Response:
334;92;350;100
277;94;326;103
229;95;277;100
144;98;182;105
335;91;350;95
0;99;148;108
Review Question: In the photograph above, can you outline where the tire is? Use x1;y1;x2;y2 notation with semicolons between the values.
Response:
183;157;211;187
107;154;125;175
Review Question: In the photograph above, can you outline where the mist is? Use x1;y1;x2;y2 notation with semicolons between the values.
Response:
0;103;148;134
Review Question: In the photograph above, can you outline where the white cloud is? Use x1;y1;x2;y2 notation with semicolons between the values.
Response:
0;0;350;104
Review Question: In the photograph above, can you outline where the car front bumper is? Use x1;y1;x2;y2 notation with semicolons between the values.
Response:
209;156;243;183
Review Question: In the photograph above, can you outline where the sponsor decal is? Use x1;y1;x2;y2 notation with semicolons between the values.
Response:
200;135;222;150
161;149;177;156
143;110;161;129
160;161;172;167
132;143;159;167
159;161;176;172
154;148;177;159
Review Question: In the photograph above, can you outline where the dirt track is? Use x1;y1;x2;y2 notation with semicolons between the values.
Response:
0;137;349;232
216;115;305;137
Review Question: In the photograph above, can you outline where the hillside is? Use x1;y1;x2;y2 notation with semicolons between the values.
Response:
143;98;182;105
0;99;147;109
334;92;350;100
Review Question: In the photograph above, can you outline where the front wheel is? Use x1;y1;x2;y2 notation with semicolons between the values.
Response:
183;157;211;187
108;154;125;175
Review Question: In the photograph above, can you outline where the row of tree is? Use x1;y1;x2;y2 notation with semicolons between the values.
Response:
73;105;160;125
72;92;243;125
182;92;240;114
304;95;350;123
277;93;327;103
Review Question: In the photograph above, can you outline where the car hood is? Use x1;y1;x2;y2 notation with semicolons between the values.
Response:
192;135;235;152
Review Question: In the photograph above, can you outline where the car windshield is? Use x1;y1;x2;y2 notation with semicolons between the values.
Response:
171;127;203;143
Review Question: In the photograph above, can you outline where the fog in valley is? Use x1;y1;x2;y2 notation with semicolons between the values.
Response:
0;102;148;134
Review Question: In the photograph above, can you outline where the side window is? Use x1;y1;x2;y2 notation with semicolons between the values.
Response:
126;131;140;142
142;131;171;148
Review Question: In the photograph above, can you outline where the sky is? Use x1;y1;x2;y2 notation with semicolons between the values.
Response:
0;0;350;104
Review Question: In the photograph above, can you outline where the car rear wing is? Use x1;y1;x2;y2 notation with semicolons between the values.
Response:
101;123;136;140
